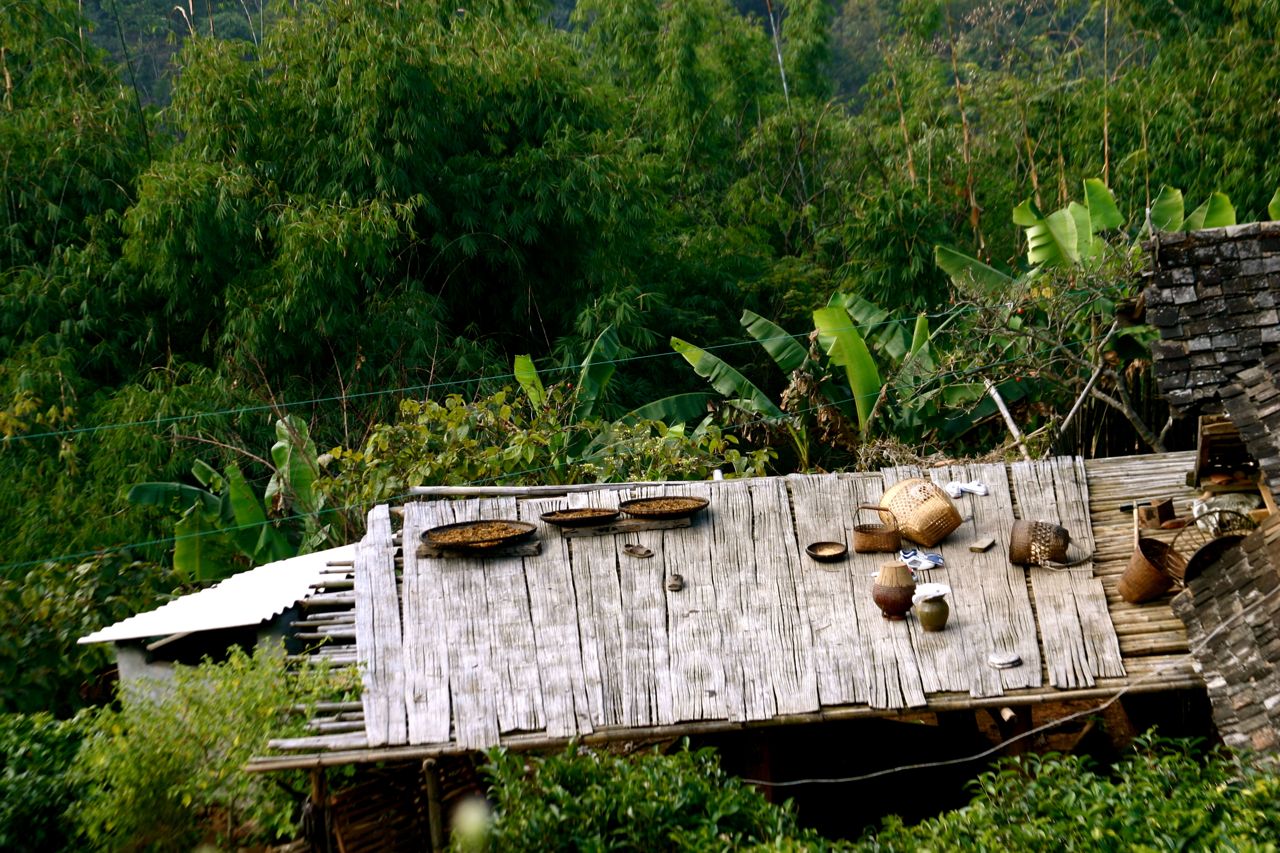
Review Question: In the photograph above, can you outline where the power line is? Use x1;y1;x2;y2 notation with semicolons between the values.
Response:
0;329;1114;574
5;306;988;444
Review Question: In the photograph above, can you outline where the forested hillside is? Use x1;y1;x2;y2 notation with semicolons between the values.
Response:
3;0;1279;718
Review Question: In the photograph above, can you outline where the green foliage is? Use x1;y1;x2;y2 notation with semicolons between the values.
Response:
0;712;88;852
477;743;821;851
320;387;772;539
74;644;351;851
859;734;1280;850
0;555;179;715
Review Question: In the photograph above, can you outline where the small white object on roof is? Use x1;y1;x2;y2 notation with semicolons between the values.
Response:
78;544;357;645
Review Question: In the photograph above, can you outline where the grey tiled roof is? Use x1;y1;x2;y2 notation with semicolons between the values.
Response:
1144;221;1280;495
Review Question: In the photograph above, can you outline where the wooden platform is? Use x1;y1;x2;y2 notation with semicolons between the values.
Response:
253;452;1204;770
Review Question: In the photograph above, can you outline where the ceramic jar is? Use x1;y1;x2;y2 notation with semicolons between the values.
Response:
873;562;916;620
913;582;951;631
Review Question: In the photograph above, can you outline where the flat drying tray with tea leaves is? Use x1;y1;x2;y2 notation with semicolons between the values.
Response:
539;508;621;528
618;496;710;520
423;520;537;551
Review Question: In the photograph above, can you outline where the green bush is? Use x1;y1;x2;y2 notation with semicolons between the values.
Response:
320;387;773;540
74;644;354;851
859;734;1280;851
0;712;87;852
476;744;822;852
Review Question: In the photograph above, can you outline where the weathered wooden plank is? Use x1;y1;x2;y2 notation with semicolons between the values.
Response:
785;473;868;707
613;485;676;728
446;498;545;740
848;472;927;709
903;463;1041;696
1011;458;1125;688
400;502;453;745
354;506;408;747
519;496;595;739
428;499;500;748
708;481;757;722
563;493;628;727
659;482;727;723
746;479;820;716
1055;457;1126;679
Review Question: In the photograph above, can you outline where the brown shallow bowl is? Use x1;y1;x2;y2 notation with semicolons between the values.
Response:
539;508;621;528
618;496;710;520
424;520;537;551
806;541;848;562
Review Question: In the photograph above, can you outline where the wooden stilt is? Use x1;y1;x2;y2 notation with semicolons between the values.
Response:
424;758;445;853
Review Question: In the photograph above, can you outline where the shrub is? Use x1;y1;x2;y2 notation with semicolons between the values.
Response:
476;743;823;852
74;644;354;851
0;711;87;852
858;733;1280;851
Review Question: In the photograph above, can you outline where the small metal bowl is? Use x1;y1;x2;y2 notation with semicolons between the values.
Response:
806;541;848;563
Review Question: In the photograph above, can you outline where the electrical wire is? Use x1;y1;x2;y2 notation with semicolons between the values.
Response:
4;306;990;444
741;576;1280;787
0;326;1118;573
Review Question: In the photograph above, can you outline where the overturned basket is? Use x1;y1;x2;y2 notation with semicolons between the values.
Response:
879;478;962;547
1009;520;1071;566
853;504;900;553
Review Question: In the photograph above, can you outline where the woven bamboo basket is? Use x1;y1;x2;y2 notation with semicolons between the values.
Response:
853;504;900;553
878;478;962;547
1008;520;1071;566
1118;537;1184;603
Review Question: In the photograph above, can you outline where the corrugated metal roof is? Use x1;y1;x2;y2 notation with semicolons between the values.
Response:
78;544;358;645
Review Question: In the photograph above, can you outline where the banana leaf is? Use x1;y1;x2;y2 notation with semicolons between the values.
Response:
1184;192;1235;231
906;312;936;373
1270;188;1280;221
812;306;881;432
513;354;546;408
127;482;219;516
574;326;620;420
1025;207;1080;266
625;392;714;425
671;337;786;420
191;458;224;492
935;245;1012;293
839;294;911;361
267;415;319;516
1149;186;1184;232
740;309;807;373
225;462;292;563
173;507;239;583
1083;178;1123;230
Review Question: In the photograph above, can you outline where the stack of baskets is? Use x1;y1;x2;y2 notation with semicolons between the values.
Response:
878;478;962;547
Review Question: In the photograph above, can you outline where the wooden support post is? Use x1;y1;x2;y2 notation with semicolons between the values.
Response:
305;767;331;853
986;706;1030;756
424;758;445;853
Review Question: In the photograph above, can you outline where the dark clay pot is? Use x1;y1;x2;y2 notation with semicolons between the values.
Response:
873;563;916;620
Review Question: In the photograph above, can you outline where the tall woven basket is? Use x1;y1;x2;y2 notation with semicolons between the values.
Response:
878;478;962;547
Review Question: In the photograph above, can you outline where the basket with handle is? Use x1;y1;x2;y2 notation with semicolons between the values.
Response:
853;505;901;553
879;478;962;547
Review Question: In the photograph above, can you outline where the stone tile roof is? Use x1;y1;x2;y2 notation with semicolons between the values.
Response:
1171;514;1280;754
1144;221;1280;496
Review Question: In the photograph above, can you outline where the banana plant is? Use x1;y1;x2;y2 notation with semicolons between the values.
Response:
264;414;331;552
129;458;295;583
514;325;620;421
